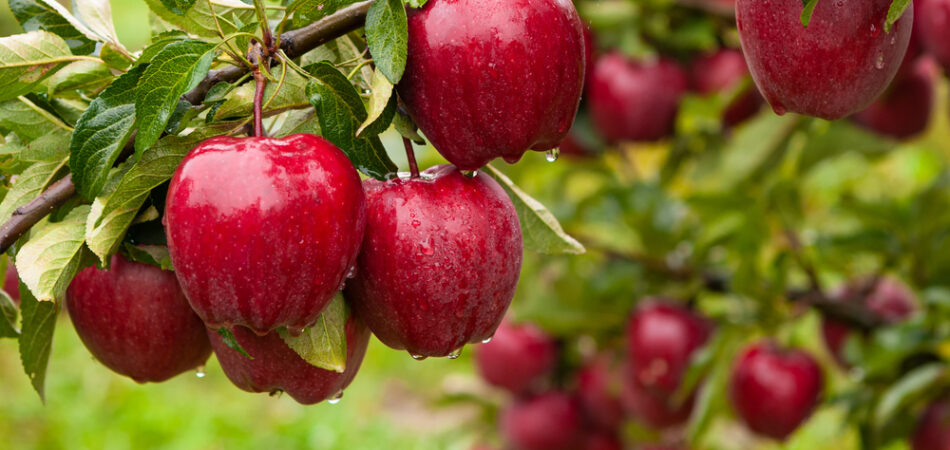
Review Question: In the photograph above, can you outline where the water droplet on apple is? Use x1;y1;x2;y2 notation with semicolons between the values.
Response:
545;148;560;162
875;53;885;69
462;170;478;178
411;353;428;361
195;366;206;378
481;336;494;344
448;347;463;359
346;265;357;279
418;237;434;256
771;102;787;116
328;390;344;404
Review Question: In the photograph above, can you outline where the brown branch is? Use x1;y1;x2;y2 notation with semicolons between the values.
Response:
0;1;375;254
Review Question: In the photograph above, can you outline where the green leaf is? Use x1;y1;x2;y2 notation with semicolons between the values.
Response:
0;158;68;224
138;31;189;64
874;363;945;427
0;290;20;338
0;31;78;102
392;110;424;144
9;0;96;55
70;65;145;200
145;0;255;38
365;0;408;83
134;40;216;155
801;0;819;27
0;96;72;143
306;62;398;180
290;0;360;27
485;165;586;255
279;295;347;373
886;0;913;32
45;60;113;96
270;109;320;138
161;0;198;16
18;280;58;402
68;0;123;46
356;68;397;137
99;43;133;70
122;244;174;271
404;0;428;8
217;327;253;359
16;205;91;302
215;65;309;119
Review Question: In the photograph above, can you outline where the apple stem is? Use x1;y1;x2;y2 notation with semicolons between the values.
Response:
251;43;267;138
403;138;420;178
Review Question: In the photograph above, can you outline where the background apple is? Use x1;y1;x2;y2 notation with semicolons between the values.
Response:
626;300;713;395
690;48;763;127
912;400;950;450
499;392;585;450
475;321;557;393
4;264;18;305
917;0;950;71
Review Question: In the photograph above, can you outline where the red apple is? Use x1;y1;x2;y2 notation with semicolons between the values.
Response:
581;430;623;450
577;355;625;431
822;276;918;366
729;341;823;440
398;0;586;170
4;264;18;305
475;321;557;393
621;369;696;429
209;312;370;405
165;134;366;335
917;0;950;71
627;300;713;396
853;56;938;139
691;48;763;127
65;253;211;383
736;0;914;120
912;400;950;450
500;392;585;450
345;165;522;358
588;53;688;143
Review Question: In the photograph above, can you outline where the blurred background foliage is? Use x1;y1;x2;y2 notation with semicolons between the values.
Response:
2;0;950;449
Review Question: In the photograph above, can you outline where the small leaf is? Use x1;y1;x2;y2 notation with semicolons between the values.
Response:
800;0;820;27
0;96;72;143
874;363;945;427
0;31;77;102
18;280;58;402
160;0;198;16
279;295;347;372
485;165;586;255
138;31;189;64
145;0;255;38
0;158;69;224
215;65;309;120
134;40;216;154
356;68;396;137
290;0;360;27
9;0;96;55
70;65;145;200
392;110;424;144
885;0;913;32
0;290;19;338
217;327;253;359
70;0;123;47
365;0;408;83
99;43;134;70
122;243;174;271
45;60;113;95
306;62;397;180
16;206;91;302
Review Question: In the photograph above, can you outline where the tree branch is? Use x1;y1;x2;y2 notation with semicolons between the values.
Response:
0;0;375;254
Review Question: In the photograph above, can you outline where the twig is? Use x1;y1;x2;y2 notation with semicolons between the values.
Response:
0;175;76;249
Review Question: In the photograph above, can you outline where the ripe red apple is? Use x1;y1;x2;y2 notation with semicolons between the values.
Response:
500;392;585;450
621;369;696;429
822;276;918;366
577;355;625;431
165;134;366;335
729;341;823;440
4;264;19;305
852;56;938;139
581;430;623;450
627;300;713;396
209;313;370;405
917;0;950;71
912;400;950;450
691;48;763;127
65;253;211;383
398;0;586;170
474;321;557;393
735;0;914;120
345;165;522;358
588;53;688;143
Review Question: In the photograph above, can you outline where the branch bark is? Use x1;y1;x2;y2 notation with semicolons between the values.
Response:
0;1;374;254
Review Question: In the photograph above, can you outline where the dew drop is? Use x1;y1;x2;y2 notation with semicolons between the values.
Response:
481;336;494;344
545;148;560;163
448;347;463;359
418;237;434;256
328;390;344;404
195;366;206;378
771;102;787;116
411;353;428;361
462;170;478;178
875;53;885;69
346;265;357;279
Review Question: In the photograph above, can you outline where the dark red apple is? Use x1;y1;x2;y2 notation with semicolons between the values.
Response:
65;253;211;383
581;430;623;450
209;312;370;405
912;400;950;450
917;0;950;71
577;355;625;430
621;369;696;429
588;53;688;143
853;56;938;139
736;0;914;120
691;48;763;127
500;392;585;450
4;264;18;305
627;300;713;396
345;165;522;358
165;134;366;335
474;320;557;393
729;341;823;440
822;276;918;366
398;0;586;170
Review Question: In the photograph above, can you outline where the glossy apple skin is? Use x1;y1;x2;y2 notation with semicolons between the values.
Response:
577;356;625;431
729;342;823;440
165;134;366;335
918;0;950;71
691;48;763;127
475;321;557;393
4;264;18;305
627;300;713;396
500;392;585;450
589;53;688;143
912;400;950;450
621;369;696;429
209;313;370;405
345;165;522;358
853;56;938;139
822;276;917;366
398;0;585;170
66;253;211;383
736;0;913;120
